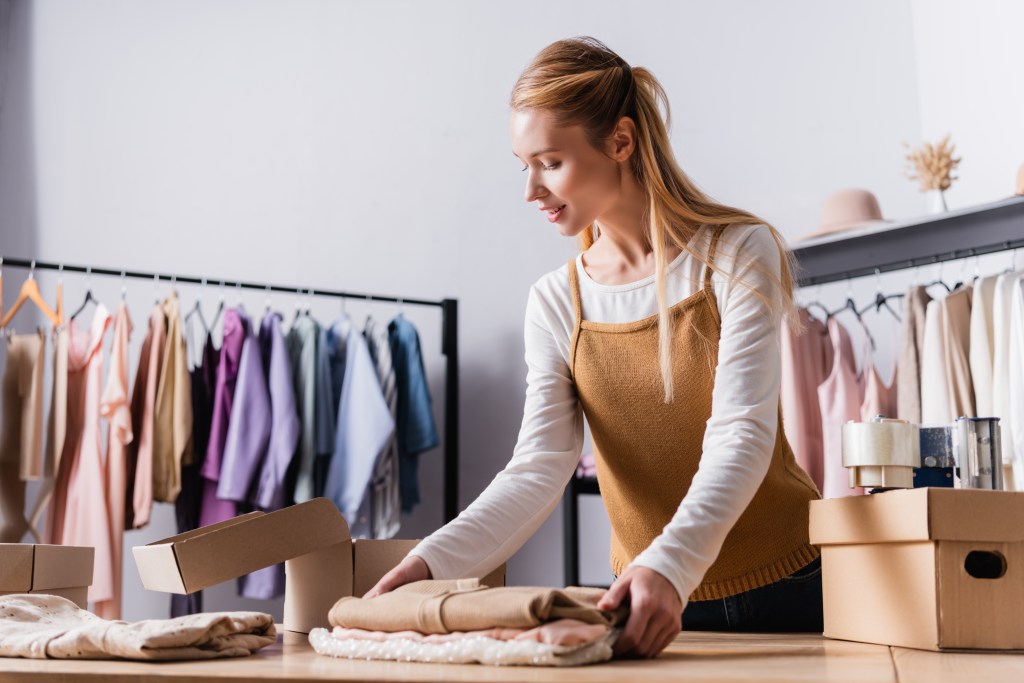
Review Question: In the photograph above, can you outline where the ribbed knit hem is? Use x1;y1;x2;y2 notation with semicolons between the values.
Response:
689;543;821;602
611;543;821;603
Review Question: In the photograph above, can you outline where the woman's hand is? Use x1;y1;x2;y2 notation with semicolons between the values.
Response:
597;565;683;658
363;555;432;599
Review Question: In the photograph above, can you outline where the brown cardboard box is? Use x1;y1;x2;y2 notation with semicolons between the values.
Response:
0;544;94;609
133;498;506;634
0;586;90;608
809;488;1024;651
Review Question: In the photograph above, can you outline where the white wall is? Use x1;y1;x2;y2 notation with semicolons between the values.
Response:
1;0;1019;620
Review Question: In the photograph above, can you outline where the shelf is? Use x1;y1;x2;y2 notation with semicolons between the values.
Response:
790;195;1024;286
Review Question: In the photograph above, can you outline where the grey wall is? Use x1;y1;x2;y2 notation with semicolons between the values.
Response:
1;0;1020;620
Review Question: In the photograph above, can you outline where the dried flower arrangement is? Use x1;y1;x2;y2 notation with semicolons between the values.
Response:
903;134;961;192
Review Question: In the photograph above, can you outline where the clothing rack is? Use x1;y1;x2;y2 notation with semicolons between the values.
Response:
0;256;461;524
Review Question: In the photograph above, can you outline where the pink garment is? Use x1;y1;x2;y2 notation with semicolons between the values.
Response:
127;305;165;529
330;619;609;647
48;305;115;606
941;285;975;419
817;318;865;499
860;355;897;422
780;308;832;491
97;303;133;619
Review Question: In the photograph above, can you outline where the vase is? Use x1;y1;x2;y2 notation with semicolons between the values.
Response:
927;189;948;214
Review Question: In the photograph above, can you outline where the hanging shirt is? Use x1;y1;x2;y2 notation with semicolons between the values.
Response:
239;312;302;601
388;314;440;513
1009;279;1024;491
920;298;952;424
779;308;830;492
940;285;974;420
153;292;193;503
252;312;301;512
314;325;336;498
199;308;245;528
895;286;932;424
96;303;132;620
126;305;165;529
218;308;271;504
817;318;865;499
286;315;319;504
992;272;1021;477
969;275;998;417
45;325;68;479
53;305;114;606
364;316;401;540
172;324;218;619
324;314;395;536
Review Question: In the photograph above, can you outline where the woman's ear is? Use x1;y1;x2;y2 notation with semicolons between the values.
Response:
608;116;637;162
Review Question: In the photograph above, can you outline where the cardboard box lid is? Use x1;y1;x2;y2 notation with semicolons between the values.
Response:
134;498;351;593
0;544;94;591
810;488;1024;545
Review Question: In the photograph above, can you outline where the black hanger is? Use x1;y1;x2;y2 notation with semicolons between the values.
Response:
69;290;96;322
827;296;877;351
857;291;904;323
184;298;208;336
70;267;98;322
210;282;227;332
804;301;831;323
292;288;305;324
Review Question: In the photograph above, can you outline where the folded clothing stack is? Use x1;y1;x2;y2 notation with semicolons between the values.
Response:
0;594;276;660
309;578;626;667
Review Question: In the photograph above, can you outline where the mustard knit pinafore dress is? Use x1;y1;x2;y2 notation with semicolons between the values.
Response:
567;226;821;601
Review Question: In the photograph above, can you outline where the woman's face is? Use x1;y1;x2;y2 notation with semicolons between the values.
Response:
510;108;626;238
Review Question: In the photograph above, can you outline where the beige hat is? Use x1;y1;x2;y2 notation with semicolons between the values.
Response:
800;188;888;241
1016;163;1024;196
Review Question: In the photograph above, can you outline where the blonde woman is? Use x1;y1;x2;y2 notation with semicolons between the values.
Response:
369;36;822;658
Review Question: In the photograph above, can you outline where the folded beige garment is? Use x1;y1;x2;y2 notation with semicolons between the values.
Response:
0;594;276;660
328;579;627;635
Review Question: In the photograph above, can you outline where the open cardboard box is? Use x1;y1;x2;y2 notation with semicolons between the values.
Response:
133;498;505;633
809;487;1024;651
0;543;94;609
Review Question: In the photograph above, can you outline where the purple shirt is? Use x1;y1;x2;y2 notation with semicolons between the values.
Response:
253;312;300;511
198;308;246;528
217;309;272;503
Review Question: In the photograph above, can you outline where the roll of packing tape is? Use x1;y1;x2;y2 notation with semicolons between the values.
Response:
842;417;921;489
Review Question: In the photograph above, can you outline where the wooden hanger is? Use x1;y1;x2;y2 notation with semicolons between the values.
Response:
0;263;61;329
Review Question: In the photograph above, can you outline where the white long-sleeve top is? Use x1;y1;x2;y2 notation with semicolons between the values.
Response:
410;223;785;604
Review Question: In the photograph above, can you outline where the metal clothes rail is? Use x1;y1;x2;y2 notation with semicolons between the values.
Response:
0;256;461;524
790;195;1024;287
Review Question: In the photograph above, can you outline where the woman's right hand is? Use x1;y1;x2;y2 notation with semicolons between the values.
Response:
363;554;432;599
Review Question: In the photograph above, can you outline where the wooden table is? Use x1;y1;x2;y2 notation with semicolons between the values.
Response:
0;630;1021;682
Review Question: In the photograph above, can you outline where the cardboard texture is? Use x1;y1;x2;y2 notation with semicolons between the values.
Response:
0;586;90;609
0;544;94;593
810;488;1024;651
134;498;507;634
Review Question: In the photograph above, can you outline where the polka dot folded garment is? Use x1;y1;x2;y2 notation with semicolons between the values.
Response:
0;594;276;660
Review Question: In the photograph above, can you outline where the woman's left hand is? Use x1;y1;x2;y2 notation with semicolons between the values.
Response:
596;566;683;658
